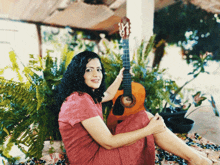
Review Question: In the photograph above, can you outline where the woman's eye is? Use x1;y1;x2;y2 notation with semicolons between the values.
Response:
86;69;92;72
97;68;102;72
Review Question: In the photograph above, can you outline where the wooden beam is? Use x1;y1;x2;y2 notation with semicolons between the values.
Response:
0;17;108;35
36;24;42;58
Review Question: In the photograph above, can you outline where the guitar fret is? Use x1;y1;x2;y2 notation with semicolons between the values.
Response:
123;79;131;81
123;85;131;87
123;76;131;78
123;79;131;82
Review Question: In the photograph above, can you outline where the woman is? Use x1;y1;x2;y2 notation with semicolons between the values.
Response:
57;51;212;165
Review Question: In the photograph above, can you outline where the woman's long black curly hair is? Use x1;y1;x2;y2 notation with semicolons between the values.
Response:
55;51;106;110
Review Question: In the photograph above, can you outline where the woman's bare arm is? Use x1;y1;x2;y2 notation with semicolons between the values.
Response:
101;68;124;103
81;113;166;150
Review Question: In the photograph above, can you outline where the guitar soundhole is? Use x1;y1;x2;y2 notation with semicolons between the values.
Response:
112;95;136;116
120;95;136;108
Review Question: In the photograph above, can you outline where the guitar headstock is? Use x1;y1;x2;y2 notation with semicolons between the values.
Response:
118;17;131;39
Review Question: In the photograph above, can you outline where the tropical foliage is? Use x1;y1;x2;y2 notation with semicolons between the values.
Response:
153;1;220;67
0;46;74;162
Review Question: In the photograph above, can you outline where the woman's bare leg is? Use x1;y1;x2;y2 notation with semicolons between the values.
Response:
153;128;212;165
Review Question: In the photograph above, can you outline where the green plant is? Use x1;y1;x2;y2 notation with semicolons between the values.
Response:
48;147;55;154
163;53;212;112
100;35;179;116
0;46;74;161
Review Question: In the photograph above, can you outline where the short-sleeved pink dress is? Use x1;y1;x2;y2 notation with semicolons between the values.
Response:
58;92;155;165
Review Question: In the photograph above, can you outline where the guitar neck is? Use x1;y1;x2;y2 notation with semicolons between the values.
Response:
122;39;132;97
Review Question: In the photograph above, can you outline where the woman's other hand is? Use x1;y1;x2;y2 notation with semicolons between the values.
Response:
146;113;167;135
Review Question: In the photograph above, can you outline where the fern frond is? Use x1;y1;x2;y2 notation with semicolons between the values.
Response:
65;50;74;68
8;51;24;82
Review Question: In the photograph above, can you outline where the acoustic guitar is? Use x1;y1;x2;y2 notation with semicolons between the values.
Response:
107;17;146;130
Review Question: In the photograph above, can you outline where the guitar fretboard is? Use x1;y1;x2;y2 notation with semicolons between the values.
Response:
121;39;132;97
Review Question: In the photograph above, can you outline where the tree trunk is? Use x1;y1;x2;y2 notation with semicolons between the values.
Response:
152;39;166;68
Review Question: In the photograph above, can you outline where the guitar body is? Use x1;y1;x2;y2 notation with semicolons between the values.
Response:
107;82;146;130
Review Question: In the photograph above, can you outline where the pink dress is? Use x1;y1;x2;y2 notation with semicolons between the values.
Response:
58;92;155;165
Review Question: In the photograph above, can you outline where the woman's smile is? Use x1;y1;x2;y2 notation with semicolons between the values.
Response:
91;79;100;83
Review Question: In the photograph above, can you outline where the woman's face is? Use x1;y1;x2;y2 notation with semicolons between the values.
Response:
84;58;103;90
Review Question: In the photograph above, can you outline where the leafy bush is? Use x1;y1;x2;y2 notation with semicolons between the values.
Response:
0;46;74;161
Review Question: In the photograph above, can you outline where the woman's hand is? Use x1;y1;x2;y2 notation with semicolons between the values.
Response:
145;113;167;135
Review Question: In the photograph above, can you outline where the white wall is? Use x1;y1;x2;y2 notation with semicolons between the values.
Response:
0;20;39;80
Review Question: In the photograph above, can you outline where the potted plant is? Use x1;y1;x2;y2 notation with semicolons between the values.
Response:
159;53;212;132
166;91;207;133
0;46;74;162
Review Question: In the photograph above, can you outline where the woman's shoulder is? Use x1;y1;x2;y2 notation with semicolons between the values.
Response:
61;92;94;113
65;92;94;104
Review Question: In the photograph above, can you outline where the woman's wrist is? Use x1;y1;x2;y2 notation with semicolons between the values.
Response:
116;75;123;81
144;125;153;136
116;68;124;82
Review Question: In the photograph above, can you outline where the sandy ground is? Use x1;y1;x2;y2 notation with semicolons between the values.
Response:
186;105;220;145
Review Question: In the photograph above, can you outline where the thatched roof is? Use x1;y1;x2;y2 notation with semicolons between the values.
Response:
0;0;219;35
189;0;220;14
